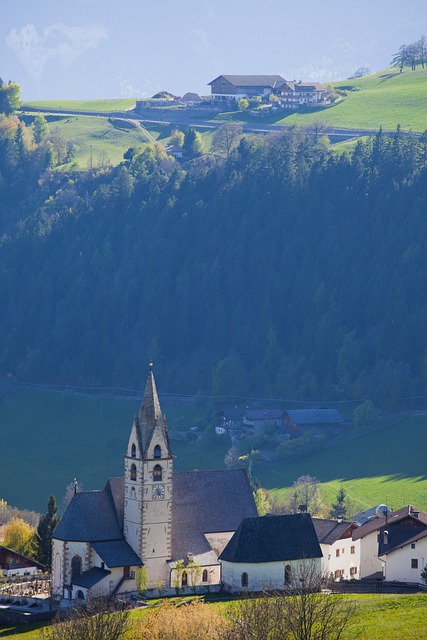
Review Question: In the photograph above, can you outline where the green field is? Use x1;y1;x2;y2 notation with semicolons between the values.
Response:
1;594;427;639
22;98;136;112
255;414;427;513
215;67;427;132
0;387;426;516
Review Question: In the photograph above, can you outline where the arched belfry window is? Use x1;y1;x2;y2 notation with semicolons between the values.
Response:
130;464;137;481
153;465;162;481
285;564;292;585
71;556;82;581
241;572;248;588
131;444;136;458
154;445;161;459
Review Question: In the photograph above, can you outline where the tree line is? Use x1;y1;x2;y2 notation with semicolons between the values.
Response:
0;94;426;405
392;35;426;71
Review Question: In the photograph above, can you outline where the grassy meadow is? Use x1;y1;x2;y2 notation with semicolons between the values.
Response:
216;67;427;132
21;99;136;112
1;593;427;639
0;387;426;516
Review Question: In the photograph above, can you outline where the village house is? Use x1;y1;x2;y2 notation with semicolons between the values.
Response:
379;528;427;583
312;518;360;580
242;409;285;435
208;75;325;108
0;545;43;577
279;80;325;108
284;409;345;436
52;367;257;600
219;512;322;593
352;505;427;580
208;75;285;101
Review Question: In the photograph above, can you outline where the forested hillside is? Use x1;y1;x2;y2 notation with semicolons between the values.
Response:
0;113;426;402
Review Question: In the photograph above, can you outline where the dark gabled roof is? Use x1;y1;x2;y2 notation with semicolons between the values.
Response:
0;545;44;569
106;477;125;528
380;528;427;556
171;469;258;561
353;505;427;540
312;518;355;545
219;408;245;421
209;75;285;88
378;522;427;557
244;409;284;421
92;539;142;568
53;489;122;542
219;513;322;563
72;567;111;588
285;409;344;425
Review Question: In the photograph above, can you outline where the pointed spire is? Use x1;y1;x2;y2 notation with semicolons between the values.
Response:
137;364;172;457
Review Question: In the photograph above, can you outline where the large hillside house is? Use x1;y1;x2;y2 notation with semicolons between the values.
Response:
208;75;285;100
279;81;325;108
208;75;325;107
52;367;257;601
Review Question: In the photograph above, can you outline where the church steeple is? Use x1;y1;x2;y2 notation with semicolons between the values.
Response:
124;365;174;585
136;365;172;458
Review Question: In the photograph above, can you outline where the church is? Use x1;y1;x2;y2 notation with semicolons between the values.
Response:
51;366;257;599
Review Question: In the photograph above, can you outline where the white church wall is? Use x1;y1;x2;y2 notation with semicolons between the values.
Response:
221;558;322;593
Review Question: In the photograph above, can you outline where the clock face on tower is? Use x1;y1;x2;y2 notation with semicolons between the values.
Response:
152;484;165;500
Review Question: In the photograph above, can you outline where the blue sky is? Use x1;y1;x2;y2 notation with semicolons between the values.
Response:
1;0;426;100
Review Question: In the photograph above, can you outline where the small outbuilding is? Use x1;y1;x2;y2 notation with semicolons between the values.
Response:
219;512;322;592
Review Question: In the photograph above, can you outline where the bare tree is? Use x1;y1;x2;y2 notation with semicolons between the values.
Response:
289;475;324;516
39;595;131;640
211;123;243;158
227;562;357;640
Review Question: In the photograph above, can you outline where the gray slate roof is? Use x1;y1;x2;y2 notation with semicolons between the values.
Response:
353;505;427;540
219;513;322;563
244;409;284;421
312;518;354;545
209;75;285;88
286;409;344;425
171;469;258;561
53;489;123;542
92;539;142;568
72;567;111;588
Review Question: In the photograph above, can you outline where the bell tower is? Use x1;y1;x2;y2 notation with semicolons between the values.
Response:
123;365;173;585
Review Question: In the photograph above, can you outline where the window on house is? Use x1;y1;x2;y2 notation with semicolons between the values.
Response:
202;569;208;583
411;559;418;569
182;571;188;586
383;530;389;545
71;556;82;581
336;549;340;557
351;546;355;554
334;569;343;579
241;572;248;588
131;444;136;458
154;445;161;459
284;565;292;585
130;464;137;481
153;465;162;481
411;543;416;549
350;567;357;576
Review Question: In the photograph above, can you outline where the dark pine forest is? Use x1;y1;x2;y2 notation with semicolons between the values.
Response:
0;117;426;403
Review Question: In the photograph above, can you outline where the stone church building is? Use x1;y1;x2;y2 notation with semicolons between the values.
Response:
52;367;257;599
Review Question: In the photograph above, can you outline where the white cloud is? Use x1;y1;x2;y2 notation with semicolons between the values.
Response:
187;29;211;53
117;76;151;99
6;23;108;80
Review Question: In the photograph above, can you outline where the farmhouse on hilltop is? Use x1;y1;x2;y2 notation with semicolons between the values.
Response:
52;367;257;600
208;74;325;107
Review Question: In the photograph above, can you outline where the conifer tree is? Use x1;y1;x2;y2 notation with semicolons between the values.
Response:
35;495;60;570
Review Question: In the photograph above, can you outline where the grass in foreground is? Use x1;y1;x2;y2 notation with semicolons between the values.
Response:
2;593;426;639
